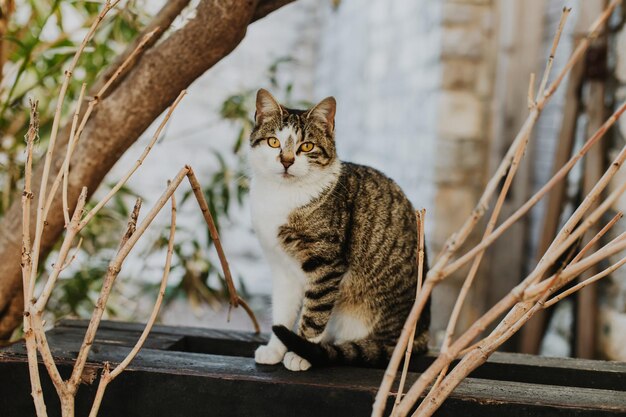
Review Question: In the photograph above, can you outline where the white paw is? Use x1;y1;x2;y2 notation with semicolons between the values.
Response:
283;351;312;371
255;344;285;365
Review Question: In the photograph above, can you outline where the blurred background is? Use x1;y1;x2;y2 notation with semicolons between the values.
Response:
2;0;626;360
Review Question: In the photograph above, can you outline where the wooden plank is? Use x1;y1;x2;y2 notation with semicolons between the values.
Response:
51;320;626;391
56;318;265;343
2;340;625;417
45;325;183;351
54;319;266;357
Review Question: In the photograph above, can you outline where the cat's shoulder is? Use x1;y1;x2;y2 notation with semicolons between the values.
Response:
340;161;402;188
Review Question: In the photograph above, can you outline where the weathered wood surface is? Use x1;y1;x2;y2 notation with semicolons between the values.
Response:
54;319;626;390
1;320;625;416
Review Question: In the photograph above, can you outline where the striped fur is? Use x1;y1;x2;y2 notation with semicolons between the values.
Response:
249;89;430;371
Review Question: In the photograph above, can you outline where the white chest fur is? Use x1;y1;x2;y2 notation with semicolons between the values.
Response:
249;162;341;259
250;179;308;255
250;161;373;346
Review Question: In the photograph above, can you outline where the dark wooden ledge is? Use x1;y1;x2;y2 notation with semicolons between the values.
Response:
1;319;625;416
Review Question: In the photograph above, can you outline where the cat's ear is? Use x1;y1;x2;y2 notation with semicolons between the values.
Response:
255;89;283;125
307;97;336;133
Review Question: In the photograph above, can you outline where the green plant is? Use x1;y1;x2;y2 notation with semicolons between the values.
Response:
1;1;152;322
0;0;150;215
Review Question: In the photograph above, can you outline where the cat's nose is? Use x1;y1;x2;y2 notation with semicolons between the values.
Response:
281;159;294;170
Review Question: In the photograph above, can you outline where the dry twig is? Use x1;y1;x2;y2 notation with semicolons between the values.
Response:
433;10;571;389
62;83;86;226
21;100;47;417
380;2;625;416
42;28;160;221
370;4;621;413
413;227;626;417
395;139;626;416
391;209;426;416
88;192;177;417
29;0;121;303
187;167;260;332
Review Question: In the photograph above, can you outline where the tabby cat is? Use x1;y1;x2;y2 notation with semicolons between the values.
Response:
249;89;430;371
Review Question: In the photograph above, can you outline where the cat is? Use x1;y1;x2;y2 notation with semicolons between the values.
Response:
248;89;430;372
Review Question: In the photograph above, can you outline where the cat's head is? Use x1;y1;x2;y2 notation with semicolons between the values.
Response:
248;89;337;182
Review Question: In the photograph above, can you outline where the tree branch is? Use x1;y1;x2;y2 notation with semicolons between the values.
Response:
252;0;295;21
88;191;177;417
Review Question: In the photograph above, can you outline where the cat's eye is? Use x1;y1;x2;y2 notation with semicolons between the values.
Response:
299;142;314;152
267;137;280;148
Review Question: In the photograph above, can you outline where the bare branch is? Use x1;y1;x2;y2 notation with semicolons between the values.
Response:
373;7;624;413
34;187;88;312
88;190;177;417
21;100;47;417
79;89;187;229
536;7;571;98
43;29;161;222
69;166;190;390
29;0;121;303
21;100;37;294
389;209;426;416
62;83;86;226
186;167;261;331
186;168;239;308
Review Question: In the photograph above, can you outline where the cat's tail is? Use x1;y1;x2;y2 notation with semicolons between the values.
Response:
273;325;427;367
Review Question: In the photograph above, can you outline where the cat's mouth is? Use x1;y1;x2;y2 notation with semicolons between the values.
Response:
282;172;295;179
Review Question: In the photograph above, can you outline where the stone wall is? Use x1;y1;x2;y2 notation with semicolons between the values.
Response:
429;0;497;338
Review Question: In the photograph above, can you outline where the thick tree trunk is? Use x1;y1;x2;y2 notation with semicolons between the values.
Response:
0;0;294;340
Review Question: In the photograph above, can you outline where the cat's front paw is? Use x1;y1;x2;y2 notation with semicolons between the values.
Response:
283;351;311;371
255;344;285;365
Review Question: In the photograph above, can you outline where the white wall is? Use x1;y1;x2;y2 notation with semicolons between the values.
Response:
314;0;441;215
